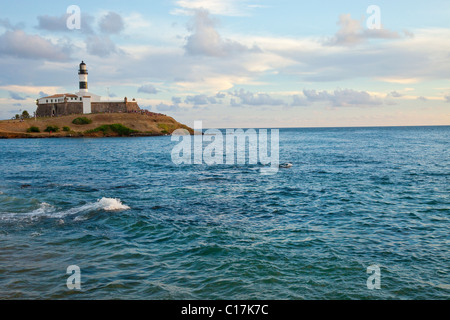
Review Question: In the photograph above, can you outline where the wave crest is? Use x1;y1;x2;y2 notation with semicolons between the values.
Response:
0;197;130;221
97;198;131;211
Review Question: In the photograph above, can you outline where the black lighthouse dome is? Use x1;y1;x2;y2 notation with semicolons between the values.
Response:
78;61;88;74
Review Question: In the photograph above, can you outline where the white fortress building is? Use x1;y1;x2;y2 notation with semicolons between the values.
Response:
36;61;140;117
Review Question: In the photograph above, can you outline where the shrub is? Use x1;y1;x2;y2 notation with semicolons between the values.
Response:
157;123;176;134
63;126;71;132
22;110;30;119
44;125;59;133
72;117;92;125
27;126;40;133
85;124;138;136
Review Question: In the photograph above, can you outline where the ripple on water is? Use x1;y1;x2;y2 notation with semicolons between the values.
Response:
0;127;449;299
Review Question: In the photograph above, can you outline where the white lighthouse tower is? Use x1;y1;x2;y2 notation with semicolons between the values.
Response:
78;61;88;94
75;61;100;114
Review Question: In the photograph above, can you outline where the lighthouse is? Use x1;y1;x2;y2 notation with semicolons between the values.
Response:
78;61;88;94
36;60;141;117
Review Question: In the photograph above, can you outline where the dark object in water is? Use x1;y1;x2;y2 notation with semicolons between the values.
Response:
279;163;293;169
21;184;31;189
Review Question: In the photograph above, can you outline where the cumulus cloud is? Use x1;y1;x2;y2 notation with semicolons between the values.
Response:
445;96;450;103
389;91;403;98
0;18;24;30
302;89;383;107
291;94;309;107
185;94;218;105
327;14;404;46
184;9;260;57
138;84;159;94
86;35;119;57
99;12;124;34
172;96;182;104
229;89;284;106
156;102;181;113
36;13;94;33
9;91;27;100
0;30;71;61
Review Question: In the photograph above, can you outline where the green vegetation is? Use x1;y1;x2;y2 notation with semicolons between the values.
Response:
22;110;30;119
157;123;176;135
63;126;71;132
72;117;92;125
85;124;138;136
44;125;59;133
27;126;40;133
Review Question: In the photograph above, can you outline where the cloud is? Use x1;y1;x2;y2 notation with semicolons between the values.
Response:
302;89;383;107
0;30;71;61
291;94;309;107
327;14;403;46
9;91;27;100
0;85;61;96
272;27;450;84
0;18;24;30
138;84;160;94
155;102;182;113
36;13;94;34
185;94;218;105
417;96;428;102
172;96;182;104
99;12;124;34
229;89;284;106
184;9;261;57
389;91;403;98
173;0;250;16
85;35;119;57
445;96;450;103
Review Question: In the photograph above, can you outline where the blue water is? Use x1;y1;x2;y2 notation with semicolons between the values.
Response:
0;126;449;300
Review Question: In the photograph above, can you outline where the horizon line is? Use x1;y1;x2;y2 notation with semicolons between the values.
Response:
203;124;450;130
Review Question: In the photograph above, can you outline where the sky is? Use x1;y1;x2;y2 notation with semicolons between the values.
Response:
0;0;449;128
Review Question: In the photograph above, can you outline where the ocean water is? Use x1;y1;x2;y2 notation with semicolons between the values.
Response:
0;126;448;300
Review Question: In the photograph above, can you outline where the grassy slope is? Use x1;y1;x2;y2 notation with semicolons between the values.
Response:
0;113;193;138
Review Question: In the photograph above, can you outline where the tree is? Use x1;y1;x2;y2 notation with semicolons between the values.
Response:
22;110;30;119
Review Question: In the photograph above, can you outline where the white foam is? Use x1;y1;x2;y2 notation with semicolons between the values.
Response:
97;197;131;211
28;202;55;217
0;202;55;221
52;198;130;217
0;198;130;221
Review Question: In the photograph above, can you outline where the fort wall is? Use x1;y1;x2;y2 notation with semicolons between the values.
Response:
36;101;141;117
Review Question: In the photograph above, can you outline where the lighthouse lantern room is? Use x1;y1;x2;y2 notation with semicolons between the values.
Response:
78;61;88;94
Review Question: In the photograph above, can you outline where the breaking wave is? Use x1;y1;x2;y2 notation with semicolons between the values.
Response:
0;198;130;221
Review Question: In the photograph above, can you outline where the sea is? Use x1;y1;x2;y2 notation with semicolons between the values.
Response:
0;126;448;300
